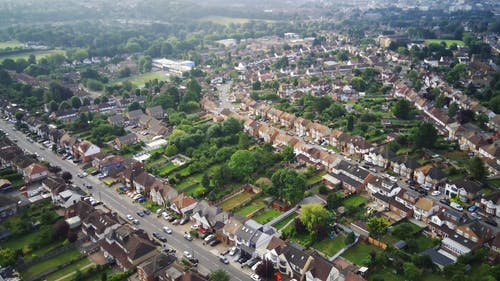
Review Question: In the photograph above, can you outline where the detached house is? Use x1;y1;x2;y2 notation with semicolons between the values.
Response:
305;252;343;281
146;106;164;120
23;163;48;183
190;200;227;232
73;140;101;163
414;165;446;188
149;183;178;207
115;133;139;149
445;179;482;202
480;191;500;217
278;243;314;280
413;197;439;222
82;211;122;242
170;193;198;216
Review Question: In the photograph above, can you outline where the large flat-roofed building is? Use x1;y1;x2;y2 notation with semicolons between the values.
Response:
152;59;195;76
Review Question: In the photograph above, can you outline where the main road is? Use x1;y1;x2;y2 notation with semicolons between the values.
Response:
0;119;250;281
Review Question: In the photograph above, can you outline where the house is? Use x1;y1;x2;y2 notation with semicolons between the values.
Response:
441;233;479;258
221;216;245;246
190;200;227;232
235;219;277;258
115;133;139;149
100;225;158;270
243;119;262;138
82;211;122;242
127;109;144;123
0;195;18;220
487;234;500;265
59;133;77;155
262;236;286;268
444;179;483;202
421;248;455;269
391;156;420;179
280;112;297;129
137;253;177;281
133;172;157;194
278;243;314;280
267;108;284;124
23;163;48;183
366;175;400;197
43;176;68;197
170;193;198;216
413;165;446;188
305;252;343;281
73;140;101;163
258;124;279;143
52;190;83;208
365;146;396;168
295;117;312;137
329;173;364;194
108;114;125;126
149;182;178;207
413;197;439;222
309;123;331;141
479;191;500;217
93;155;125;176
455;221;494;244
146;106;165;120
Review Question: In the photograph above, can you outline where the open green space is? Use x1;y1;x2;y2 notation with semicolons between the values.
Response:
116;72;168;87
219;192;255;211
272;212;297;230
425;39;464;47
234;198;266;217
368;268;446;281
253;209;282;224
307;171;326;186
45;258;92;281
21;249;81;280
343;195;367;208
341;243;382;266
157;162;178;176
0;49;66;62
174;173;203;190
186;184;206;198
313;234;347;257
0;41;24;49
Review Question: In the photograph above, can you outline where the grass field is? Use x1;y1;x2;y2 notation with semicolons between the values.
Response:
253;209;282;224
307;171;326;186
45;258;92;281
21;249;81;280
234;198;266;217
341;243;382;266
425;39;464;47
117;72;168;87
368;268;446;281
198;16;277;25
174;173;203;190
313;234;347;257
0;49;66;62
219;192;255;211
1;229;45;251
343;195;367;208
272;213;297;230
0;41;24;49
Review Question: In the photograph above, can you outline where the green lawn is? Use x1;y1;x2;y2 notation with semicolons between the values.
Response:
425;39;464;47
219;192;255;211
253;209;282;224
174;173;203;190
1;229;47;251
341;243;382;266
307;171;326;186
0;49;66;62
343;195;367;208
157;162;177;176
234;199;266;217
186;185;206;198
45;258;92;281
369;268;446;281
313;234;347;257
413;235;439;253
21;249;81;280
272;213;297;230
0;41;24;49
82;268;114;281
116;72;168;87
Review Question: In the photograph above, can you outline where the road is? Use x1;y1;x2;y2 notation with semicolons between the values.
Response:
0;119;250;281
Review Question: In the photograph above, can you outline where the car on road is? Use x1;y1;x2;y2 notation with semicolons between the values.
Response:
137;197;146;203
183;251;193;260
126;214;134;220
163;226;172;234
209;239;221;247
179;217;189;225
153;232;167;242
132;219;140;225
467;205;478;212
204;234;215;242
219;256;229;264
136;211;145;217
439;198;450;205
162;212;170;220
450;202;464;212
143;209;151;215
431;190;441;196
184;233;193;241
200;232;212;239
250;274;262;281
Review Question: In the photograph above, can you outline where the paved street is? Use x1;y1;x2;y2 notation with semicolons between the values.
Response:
0;119;251;281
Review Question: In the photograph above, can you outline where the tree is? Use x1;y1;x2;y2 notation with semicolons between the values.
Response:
67;231;78;242
208;269;230;281
118;67;132;78
71;96;82;108
271;168;307;204
227;150;257;180
53;219;69;240
299;203;332;233
0;248;16;267
15;111;24;121
448;102;459;117
61;171;73;182
256;259;275;280
128;102;141;111
346;115;354;131
164;144;178;157
392;223;416;240
403;262;422;281
346;232;356;244
280;146;295;162
367;217;389;238
412;122;438;149
466;156;488;181
0;69;12;85
392;99;411;120
327;192;344;210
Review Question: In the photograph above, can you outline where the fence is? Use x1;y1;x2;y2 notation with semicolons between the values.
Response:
265;206;298;227
367;236;388;250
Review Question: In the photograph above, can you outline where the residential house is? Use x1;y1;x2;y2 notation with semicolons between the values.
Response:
267;108;284;124
278;243;314;280
273;133;299;148
346;137;374;156
93;155;125;176
23;163;48;183
82;211;122;242
243;119;262;138
133;172;157;194
262;236;286;268
413;165;446;188
328;130;345;148
73;140;101;163
235;219;277;258
365;146;396;169
258;124;279;143
137;253;177;281
115;133;139;149
455;221;494;244
221;216;245;246
305;252;343;281
108;114;125;126
479;191;500;217
146;106;165;120
150;182;178;207
430;207;469;232
127;109;144;123
190;200;227;232
170;193;198;216
487;234;500;265
444;179;483;202
59;133;77;155
413;197;439;222
101;225;158;270
280;112;297;129
391;156;420;179
309;123;331;141
366;176;400;197
295;117;312;137
52;190;83;208
43;176;68;198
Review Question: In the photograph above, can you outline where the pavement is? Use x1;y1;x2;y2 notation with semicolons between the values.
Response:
0;119;251;281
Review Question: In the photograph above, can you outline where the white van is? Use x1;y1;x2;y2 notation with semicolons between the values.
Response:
450;202;464;212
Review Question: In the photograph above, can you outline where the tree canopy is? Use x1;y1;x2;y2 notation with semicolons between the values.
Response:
270;168;307;205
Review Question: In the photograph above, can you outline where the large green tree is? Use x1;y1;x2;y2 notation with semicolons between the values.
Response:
299;203;332;233
367;217;389;238
412;122;438;149
227;150;257;180
392;99;411;120
466;156;488;181
208;269;230;281
271;168;307;205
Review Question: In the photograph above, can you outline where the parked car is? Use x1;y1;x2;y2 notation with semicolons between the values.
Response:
136;211;145;217
183;251;193;260
200;232;212;239
219;256;229;264
132;219;140;225
471;212;482;220
431;190;441;196
229;247;238;256
184;233;193;241
126;214;134;220
484;219;498;227
209;239;220;247
191;224;199;230
439;199;450;205
143;209;151;215
250;274;262;281
163;226;172;234
467;205;478;212
450;202;464;212
179;217;189;225
162;212;170;220
137;197;146;203
204;234;216;242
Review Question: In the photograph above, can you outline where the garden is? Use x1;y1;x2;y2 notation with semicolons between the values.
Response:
219;191;256;211
253;208;282;224
0;167;26;188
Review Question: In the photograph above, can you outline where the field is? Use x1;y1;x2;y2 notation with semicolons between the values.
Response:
198;16;277;25
368;268;446;281
234;198;266;217
312;234;347;257
272;212;297;230
44;258;92;281
0;49;66;62
21;249;81;280
0;41;24;49
343;195;367;208
425;39;465;47
341;243;382;266
219;192;255;211
117;72;169;87
253;209;282;224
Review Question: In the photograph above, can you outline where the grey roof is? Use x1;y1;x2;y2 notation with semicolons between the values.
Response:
452;179;482;194
428;167;445;180
331;173;363;188
393;240;407;249
282;243;311;271
421;248;454;267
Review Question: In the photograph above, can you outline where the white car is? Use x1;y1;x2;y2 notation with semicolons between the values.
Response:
126;214;134;220
250;274;262;281
204;234;215;242
431;190;441;196
162;212;170;220
183;251;193;259
229;246;238;256
450;202;464;212
191;224;199;230
163;226;172;234
471;212;482;220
